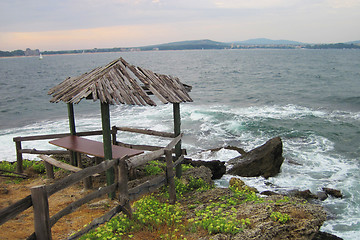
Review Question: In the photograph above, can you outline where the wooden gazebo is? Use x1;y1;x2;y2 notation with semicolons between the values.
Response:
48;57;192;188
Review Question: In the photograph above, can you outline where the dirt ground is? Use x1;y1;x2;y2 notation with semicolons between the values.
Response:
0;172;118;240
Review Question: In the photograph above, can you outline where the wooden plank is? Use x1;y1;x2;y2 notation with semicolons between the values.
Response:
116;126;175;138
128;175;166;200
164;133;183;151
31;185;52;240
38;155;82;173
49;183;117;227
46;159;117;196
115;141;163;151
126;148;164;169
173;154;185;168
0;195;32;226
21;149;68;155
14;133;69;142
126;134;182;168
13;129;105;143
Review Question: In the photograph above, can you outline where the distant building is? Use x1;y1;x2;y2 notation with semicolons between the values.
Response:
25;48;40;56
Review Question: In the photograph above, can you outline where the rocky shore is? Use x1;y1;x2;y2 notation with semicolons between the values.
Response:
181;137;344;239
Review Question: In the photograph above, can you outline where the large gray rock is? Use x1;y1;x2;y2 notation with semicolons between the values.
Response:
227;137;284;178
183;158;226;179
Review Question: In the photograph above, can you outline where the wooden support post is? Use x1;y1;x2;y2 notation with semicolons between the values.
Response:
31;185;52;240
118;158;132;218
15;141;23;173
77;152;82;168
173;103;182;178
44;161;55;179
101;102;115;198
165;150;176;204
84;176;93;190
67;103;78;166
112;126;117;145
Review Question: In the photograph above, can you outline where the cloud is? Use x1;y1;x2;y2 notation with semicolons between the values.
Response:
212;0;296;9
327;0;360;8
0;0;359;50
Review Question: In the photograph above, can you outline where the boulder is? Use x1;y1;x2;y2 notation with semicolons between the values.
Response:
323;188;343;198
288;189;318;200
229;177;258;193
183;158;226;179
227;137;284;178
181;165;213;186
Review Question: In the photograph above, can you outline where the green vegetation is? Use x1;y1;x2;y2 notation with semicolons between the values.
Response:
143;160;165;176
0;160;45;174
79;175;272;239
143;161;193;177
270;211;291;224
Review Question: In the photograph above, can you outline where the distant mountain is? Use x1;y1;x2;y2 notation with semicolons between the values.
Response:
231;38;304;45
139;39;230;51
346;40;360;45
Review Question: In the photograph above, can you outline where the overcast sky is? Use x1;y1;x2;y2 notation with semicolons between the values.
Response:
1;0;359;51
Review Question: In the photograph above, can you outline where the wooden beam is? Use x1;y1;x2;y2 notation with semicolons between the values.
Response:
67;103;78;166
101;102;115;198
165;150;176;204
173;103;182;178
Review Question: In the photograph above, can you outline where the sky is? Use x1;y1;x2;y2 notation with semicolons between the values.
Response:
1;0;360;51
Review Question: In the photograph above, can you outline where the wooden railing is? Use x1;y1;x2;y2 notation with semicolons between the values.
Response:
1;133;183;240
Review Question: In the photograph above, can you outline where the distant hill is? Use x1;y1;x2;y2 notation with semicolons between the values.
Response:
139;39;230;51
231;38;304;45
3;39;360;57
346;40;360;45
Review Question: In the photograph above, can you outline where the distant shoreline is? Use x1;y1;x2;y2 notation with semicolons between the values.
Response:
1;39;360;58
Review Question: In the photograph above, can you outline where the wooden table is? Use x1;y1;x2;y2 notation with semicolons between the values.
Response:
49;135;143;159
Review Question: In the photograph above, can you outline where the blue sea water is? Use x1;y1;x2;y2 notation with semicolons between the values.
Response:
0;49;359;239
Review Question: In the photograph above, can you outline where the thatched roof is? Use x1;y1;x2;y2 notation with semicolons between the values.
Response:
48;57;192;106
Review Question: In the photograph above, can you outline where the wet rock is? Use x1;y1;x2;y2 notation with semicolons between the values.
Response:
323;188;343;198
312;231;343;240
227;137;284;178
260;190;281;196
288;189;318;200
316;191;328;201
184;158;226;179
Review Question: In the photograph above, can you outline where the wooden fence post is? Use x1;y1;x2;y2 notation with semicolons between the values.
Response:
31;185;52;240
165;150;176;204
44;161;55;179
117;157;132;218
15;141;23;173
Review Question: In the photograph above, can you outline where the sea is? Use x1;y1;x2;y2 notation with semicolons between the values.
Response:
0;49;359;239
